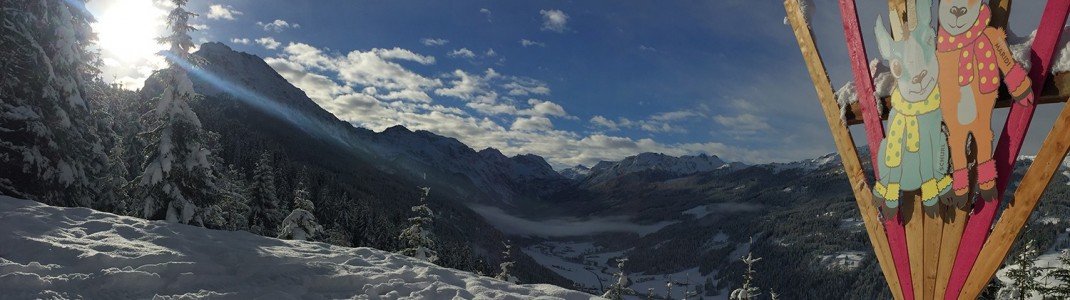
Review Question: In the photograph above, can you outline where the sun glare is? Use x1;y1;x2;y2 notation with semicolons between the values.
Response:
89;0;169;88
93;0;166;62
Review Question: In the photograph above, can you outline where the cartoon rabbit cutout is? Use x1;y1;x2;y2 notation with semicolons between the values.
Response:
872;0;953;219
936;0;1035;208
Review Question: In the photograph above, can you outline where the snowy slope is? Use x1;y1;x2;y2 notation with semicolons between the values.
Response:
0;196;599;299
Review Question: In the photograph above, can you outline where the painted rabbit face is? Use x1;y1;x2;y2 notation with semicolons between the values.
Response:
939;0;984;36
874;0;939;102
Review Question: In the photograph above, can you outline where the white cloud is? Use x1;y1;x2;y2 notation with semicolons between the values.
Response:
207;4;242;20
519;39;546;47
276;43;440;103
503;79;550;96
713;113;772;135
373;48;437;65
433;69;513;116
511;116;554;132
420;38;449;46
589;115;620;131
191;23;209;30
485;48;497;57
256;37;281;50
539;9;569;33
257;19;299;32
639;45;657;52
230;38;250;45
448;48;476;58
479;8;492;22
587;110;697;134
523;99;570;118
265;41;791;167
651;110;702;121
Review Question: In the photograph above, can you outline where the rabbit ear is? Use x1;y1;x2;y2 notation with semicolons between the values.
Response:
913;0;933;30
874;16;895;59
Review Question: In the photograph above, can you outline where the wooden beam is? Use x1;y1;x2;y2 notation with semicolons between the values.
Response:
922;204;942;299
888;0;908;40
934;205;967;300
838;0;885;176
904;196;923;300
784;1;904;298
957;1;1070;298
991;0;1014;30
843;72;1070;126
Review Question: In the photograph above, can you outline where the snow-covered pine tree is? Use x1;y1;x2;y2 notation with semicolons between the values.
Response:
730;251;763;300
324;222;353;247
398;187;438;263
1045;249;1070;297
86;83;132;215
665;278;674;300
137;0;219;225
277;180;322;240
495;240;518;284
602;257;635;300
1000;241;1042;300
683;272;699;299
0;0;110;207
248;152;280;235
209;165;250;231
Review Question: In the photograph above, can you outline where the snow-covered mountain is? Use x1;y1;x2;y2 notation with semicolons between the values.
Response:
186;42;569;205
559;165;592;180
0;196;598;299
580;152;743;186
372;126;570;205
761;151;843;174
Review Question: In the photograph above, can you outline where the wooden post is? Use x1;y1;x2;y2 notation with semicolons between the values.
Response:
991;0;1014;30
784;1;903;298
888;0;908;37
944;1;1070;298
837;2;915;298
922;204;942;299
904;195;923;299
934;204;964;300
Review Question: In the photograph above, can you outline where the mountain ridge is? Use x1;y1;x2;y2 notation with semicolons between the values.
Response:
190;42;568;206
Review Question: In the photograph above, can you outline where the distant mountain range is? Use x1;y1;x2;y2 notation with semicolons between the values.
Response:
562;152;747;187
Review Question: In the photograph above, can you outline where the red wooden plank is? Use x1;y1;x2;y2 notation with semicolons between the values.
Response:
837;1;914;299
839;0;885;169
944;1;1070;298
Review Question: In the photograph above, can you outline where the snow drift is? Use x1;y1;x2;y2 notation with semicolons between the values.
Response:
0;196;599;299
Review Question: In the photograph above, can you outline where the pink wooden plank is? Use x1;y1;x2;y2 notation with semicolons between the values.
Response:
944;1;1070;298
837;1;914;299
839;0;884;169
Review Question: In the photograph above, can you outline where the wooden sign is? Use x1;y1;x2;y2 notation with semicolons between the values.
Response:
787;0;1070;299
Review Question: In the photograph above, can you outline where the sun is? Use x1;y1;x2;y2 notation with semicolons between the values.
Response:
88;0;170;88
92;0;167;63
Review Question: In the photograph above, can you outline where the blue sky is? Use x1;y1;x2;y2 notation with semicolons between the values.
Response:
86;0;1062;168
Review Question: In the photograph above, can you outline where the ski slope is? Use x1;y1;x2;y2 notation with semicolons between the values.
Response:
0;196;599;299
